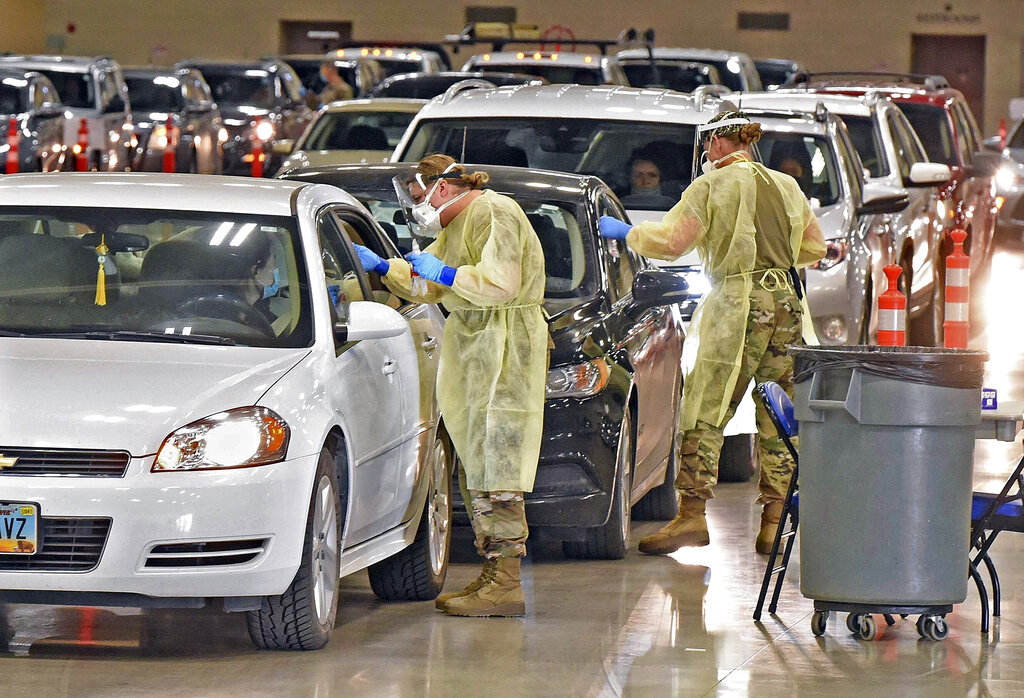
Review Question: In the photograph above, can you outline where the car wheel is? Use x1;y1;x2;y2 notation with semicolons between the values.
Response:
563;408;633;560
632;437;679;521
247;448;340;650
368;434;452;600
719;433;758;482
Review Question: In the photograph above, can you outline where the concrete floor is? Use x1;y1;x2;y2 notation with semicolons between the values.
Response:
1;244;1023;697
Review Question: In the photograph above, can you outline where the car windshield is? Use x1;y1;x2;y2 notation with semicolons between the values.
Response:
288;60;359;96
757;65;795;90
620;62;715;92
125;77;184;112
402;117;697;210
480;63;602;85
0;208;312;348
202;70;274;109
665;58;745;91
343;185;598;313
38;70;94;109
842;115;890;178
759;132;841;207
0;84;23;114
303;110;417;151
374;59;423;78
896;102;956;166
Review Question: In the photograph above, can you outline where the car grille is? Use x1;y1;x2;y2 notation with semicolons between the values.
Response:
144;538;269;568
0;517;111;571
0;447;131;477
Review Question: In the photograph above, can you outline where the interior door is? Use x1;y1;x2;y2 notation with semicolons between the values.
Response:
317;210;405;545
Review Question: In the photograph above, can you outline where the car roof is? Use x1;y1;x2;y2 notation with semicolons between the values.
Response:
122;67;186;78
412;84;714;123
178;58;280;72
732;90;875;117
467;52;607;68
320;98;428;112
737;109;828;136
0;173;317;216
0;55;111;72
334;47;438;61
783;73;964;106
617;48;750;62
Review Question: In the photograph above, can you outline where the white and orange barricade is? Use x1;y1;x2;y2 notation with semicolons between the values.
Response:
943;229;970;349
877;264;906;347
5;117;18;174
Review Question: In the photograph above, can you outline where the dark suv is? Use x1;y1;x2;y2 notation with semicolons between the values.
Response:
175;58;312;176
788;72;999;279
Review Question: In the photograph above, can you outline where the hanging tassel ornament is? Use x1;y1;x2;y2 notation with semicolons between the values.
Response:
94;234;108;306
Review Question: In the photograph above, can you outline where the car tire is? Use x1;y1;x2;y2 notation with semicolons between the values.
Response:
632;439;678;521
247;447;341;650
718;433;758;482
368;435;452;600
563;408;633;560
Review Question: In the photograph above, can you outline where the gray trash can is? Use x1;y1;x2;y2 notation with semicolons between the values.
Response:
790;345;988;607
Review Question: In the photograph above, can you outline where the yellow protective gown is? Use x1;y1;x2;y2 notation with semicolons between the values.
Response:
383;190;549;492
626;155;826;431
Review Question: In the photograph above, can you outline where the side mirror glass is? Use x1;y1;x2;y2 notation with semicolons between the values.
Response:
333;300;407;344
855;181;910;216
905;161;952;187
630;268;691;313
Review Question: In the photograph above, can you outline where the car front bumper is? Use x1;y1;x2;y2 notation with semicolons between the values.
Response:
0;452;318;601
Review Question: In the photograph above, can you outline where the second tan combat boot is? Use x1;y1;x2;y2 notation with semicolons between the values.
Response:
755;500;785;555
434;558;497;610
638;497;709;555
443;557;526;617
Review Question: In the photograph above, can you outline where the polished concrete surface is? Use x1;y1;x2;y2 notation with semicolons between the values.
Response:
2;243;1024;697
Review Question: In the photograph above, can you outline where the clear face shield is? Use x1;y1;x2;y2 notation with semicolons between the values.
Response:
691;117;762;181
391;162;467;241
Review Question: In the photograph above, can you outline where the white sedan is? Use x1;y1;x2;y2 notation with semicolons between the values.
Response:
0;173;451;650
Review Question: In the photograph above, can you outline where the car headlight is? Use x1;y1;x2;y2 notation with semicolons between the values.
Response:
254;120;275;142
996;165;1020;191
153;406;289;472
810;240;847;271
218;127;229;143
151;124;169;150
546;359;611;399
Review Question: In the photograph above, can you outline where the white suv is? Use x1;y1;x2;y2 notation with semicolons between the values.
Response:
462;51;629;86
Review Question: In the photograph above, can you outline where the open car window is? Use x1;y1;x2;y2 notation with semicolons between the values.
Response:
759;133;841;207
0;207;312;348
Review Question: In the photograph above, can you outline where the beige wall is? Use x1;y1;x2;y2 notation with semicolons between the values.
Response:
10;0;1021;132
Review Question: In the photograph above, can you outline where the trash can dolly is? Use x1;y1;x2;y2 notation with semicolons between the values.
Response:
809;601;953;642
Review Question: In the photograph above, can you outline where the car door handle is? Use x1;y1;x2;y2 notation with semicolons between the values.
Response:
421;336;437;351
383;359;398;376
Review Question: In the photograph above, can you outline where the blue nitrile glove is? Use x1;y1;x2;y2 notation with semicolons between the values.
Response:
406;251;457;286
354;243;389;275
327;284;341;306
598;215;632;241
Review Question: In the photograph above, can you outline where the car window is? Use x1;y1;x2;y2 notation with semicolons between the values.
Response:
303;109;418;151
202;69;275;109
330;209;407;309
896;102;957;166
402;117;697;210
841;115;889;178
885;111;922;180
0;207;312;347
35;80;58;107
317;211;369;314
759;132;841;207
620;61;716;92
0;83;24;113
99;71;119;108
278;66;304;103
951;102;976;167
125;76;184;112
598;194;636;301
834;122;864;202
38;70;94;109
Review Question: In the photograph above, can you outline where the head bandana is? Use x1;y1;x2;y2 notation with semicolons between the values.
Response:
696;111;753;141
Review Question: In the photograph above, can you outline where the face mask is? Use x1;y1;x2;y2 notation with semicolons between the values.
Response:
411;186;470;237
632;184;661;196
260;267;281;299
701;151;743;175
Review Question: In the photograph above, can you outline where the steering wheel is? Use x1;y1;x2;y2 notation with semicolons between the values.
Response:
176;294;275;337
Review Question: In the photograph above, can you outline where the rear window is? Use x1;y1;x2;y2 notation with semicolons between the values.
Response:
896;102;957;166
841;115;889;178
0;84;23;114
401;117;696;210
39;70;94;109
620;61;716;92
125;77;184;112
475;63;603;85
201;70;274;109
302;109;417;151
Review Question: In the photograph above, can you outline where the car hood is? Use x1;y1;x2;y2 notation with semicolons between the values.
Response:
0;338;309;456
282;149;392;171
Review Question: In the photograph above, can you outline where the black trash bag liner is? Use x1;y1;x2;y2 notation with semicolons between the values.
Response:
789;345;989;390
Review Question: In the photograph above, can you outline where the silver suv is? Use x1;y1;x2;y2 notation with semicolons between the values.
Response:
0;55;133;171
615;48;762;91
0;68;66;172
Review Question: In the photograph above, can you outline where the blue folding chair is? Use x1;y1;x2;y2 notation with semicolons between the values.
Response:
753;381;800;621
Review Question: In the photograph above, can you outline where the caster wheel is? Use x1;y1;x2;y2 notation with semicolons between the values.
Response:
811;610;828;637
917;615;948;641
846;613;859;633
855;614;878;641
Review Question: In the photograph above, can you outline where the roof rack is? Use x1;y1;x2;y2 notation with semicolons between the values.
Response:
785;71;950;91
733;104;830;123
692;84;732;109
444;22;631;55
439;79;497;104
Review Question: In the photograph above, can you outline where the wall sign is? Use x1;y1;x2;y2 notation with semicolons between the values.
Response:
917;4;980;24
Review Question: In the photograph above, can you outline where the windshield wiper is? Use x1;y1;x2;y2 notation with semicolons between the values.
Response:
22;330;236;346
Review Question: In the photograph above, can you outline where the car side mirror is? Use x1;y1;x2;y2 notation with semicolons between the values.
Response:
38;102;64;118
333;300;407;344
965;150;1001;178
271;138;295;155
630;268;691;313
186;101;214;114
104;96;126;114
982;135;1003;152
905;162;952;188
855;181;910;216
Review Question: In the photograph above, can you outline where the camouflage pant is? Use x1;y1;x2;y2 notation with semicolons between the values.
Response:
459;463;528;559
676;286;802;503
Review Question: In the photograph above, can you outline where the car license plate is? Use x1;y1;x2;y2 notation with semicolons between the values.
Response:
0;502;37;555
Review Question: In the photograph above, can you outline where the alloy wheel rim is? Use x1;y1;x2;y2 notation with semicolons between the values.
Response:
427;440;450;577
311;474;339;625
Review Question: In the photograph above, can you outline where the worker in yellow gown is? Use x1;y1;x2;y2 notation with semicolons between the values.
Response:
599;111;826;554
353;154;547;616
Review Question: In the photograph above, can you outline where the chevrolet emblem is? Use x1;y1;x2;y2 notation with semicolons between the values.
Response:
0;454;18;470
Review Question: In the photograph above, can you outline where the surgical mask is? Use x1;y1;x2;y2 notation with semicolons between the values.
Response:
632;184;661;196
261;267;281;299
700;151;744;175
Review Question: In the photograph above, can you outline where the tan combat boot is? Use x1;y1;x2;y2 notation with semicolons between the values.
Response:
638;497;709;555
755;500;785;555
434;559;497;610
443;557;525;617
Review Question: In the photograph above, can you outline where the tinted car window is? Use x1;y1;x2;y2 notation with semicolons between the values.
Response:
835;123;864;202
402;117;696;209
0;84;23;114
620;62;715;92
479;63;603;85
951;102;977;167
695;59;745;91
841;115;889;178
374;59;424;78
39;70;94;109
202;69;275;109
303;110;418;150
759;133;840;207
125;77;184;111
896;102;957;166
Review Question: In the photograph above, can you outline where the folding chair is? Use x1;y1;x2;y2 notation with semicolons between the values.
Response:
753;381;801;621
969;453;1024;633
